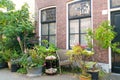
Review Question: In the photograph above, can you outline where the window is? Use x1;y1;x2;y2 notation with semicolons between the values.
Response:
69;0;91;19
68;0;91;48
41;8;56;45
110;0;120;8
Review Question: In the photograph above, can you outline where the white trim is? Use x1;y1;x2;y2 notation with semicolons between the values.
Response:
91;0;93;46
38;10;41;45
98;63;109;73
66;3;68;49
38;6;56;45
39;6;56;11
110;7;120;12
108;0;112;73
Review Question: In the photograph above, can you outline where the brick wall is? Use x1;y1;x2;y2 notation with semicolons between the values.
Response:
35;0;109;63
35;0;70;49
93;0;108;63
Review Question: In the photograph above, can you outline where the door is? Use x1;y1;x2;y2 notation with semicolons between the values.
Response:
111;11;120;73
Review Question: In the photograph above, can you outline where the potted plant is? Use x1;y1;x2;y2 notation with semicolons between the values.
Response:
26;46;46;77
67;44;94;80
11;50;20;72
86;21;118;80
0;51;7;69
3;49;12;69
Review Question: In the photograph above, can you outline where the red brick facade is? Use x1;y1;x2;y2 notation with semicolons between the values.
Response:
35;0;70;49
93;0;108;63
35;0;108;63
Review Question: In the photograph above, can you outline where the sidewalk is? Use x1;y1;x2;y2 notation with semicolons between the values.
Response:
0;68;120;80
0;68;79;80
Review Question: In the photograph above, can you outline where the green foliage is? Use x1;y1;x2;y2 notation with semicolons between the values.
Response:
48;43;58;53
3;4;33;37
0;3;34;54
94;21;116;49
41;40;58;55
11;50;20;60
19;53;28;69
86;28;93;49
3;49;20;62
35;45;47;56
27;49;45;68
0;51;5;62
111;42;120;53
87;21;116;49
67;44;94;77
0;0;15;11
19;45;46;69
17;68;27;74
3;49;11;61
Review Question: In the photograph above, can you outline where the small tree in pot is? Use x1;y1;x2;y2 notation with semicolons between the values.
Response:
67;44;94;80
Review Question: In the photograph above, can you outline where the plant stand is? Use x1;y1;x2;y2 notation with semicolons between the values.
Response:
45;56;57;75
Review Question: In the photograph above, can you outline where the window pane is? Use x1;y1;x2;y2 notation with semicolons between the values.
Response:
41;8;56;22
70;20;79;33
49;36;56;45
41;36;48;47
70;34;79;47
81;18;91;33
69;0;91;18
110;0;120;8
41;24;48;35
80;34;87;46
41;36;48;42
50;23;56;35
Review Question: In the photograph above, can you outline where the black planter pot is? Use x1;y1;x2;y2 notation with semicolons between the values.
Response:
88;71;99;80
0;62;8;69
11;64;20;72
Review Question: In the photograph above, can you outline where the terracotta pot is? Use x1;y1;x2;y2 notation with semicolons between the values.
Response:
79;75;91;80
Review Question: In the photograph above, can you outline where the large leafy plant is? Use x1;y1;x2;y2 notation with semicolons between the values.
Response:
0;3;34;53
94;21;116;49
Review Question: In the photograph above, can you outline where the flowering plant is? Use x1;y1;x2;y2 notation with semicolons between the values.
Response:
67;44;94;77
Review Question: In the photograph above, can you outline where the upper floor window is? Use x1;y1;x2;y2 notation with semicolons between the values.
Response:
110;0;120;8
69;0;91;19
41;8;56;22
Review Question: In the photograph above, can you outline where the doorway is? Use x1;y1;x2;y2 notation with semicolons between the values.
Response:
111;11;120;73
